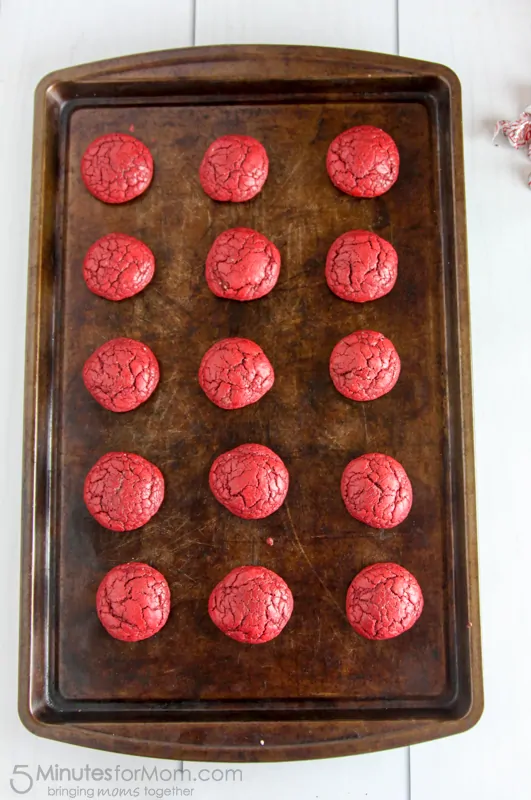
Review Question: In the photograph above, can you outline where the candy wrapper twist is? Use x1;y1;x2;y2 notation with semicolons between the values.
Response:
494;106;531;187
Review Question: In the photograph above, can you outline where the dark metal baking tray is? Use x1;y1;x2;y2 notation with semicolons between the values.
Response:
20;44;482;761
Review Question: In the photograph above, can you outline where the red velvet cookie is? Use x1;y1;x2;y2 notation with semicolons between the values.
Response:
199;135;269;202
325;230;397;303
84;452;164;532
81;133;153;204
83;337;159;412
205;228;281;301
341;453;412;529
198;337;274;409
96;562;171;642
329;330;400;401
208;565;293;644
83;233;155;301
326;125;399;198
346;562;423;640
209;443;289;519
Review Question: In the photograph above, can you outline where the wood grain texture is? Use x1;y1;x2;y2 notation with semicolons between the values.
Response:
195;0;397;52
399;0;531;796
19;44;481;762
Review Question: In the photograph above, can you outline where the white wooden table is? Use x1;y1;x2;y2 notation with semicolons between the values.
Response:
0;1;529;797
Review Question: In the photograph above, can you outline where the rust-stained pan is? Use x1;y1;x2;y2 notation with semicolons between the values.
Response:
20;45;482;761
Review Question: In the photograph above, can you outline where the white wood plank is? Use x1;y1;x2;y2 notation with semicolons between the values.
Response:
0;0;193;780
176;752;409;800
1;747;409;800
195;0;397;52
399;1;531;798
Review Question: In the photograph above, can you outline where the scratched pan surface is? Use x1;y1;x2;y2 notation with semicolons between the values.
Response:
20;46;482;761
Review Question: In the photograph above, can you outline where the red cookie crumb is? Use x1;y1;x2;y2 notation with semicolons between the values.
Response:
198;337;274;409
266;537;274;547
205;228;281;301
81;133;153;204
329;330;400;401
341;453;412;529
346;562;423;640
208;565;293;644
83;233;155;301
97;562;170;642
199;135;269;202
84;452;165;532
209;443;289;519
326;125;399;198
325;230;398;303
83;337;160;412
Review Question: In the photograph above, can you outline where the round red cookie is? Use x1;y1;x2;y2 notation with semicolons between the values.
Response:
346;562;423;640
208;565;293;644
81;133;153;204
84;452;165;532
198;337;274;409
209;443;289;519
83;233;155;301
341;453;412;529
326;125;399;198
83;337;159;412
96;562;170;642
205;228;281;301
329;329;400;402
325;230;397;303
199;135;269;202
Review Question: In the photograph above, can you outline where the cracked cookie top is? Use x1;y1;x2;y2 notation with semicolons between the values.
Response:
84;452;165;532
208;565;293;644
81;133;153;204
346;562;423;640
205;227;281;301
325;230;397;303
83;337;160;412
198;337;274;409
83;233;155;301
199;135;269;202
341;452;412;529
329;329;400;402
326;125;399;198
209;443;289;519
96;562;171;642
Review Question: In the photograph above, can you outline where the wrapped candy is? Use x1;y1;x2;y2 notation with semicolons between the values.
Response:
494;106;531;187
